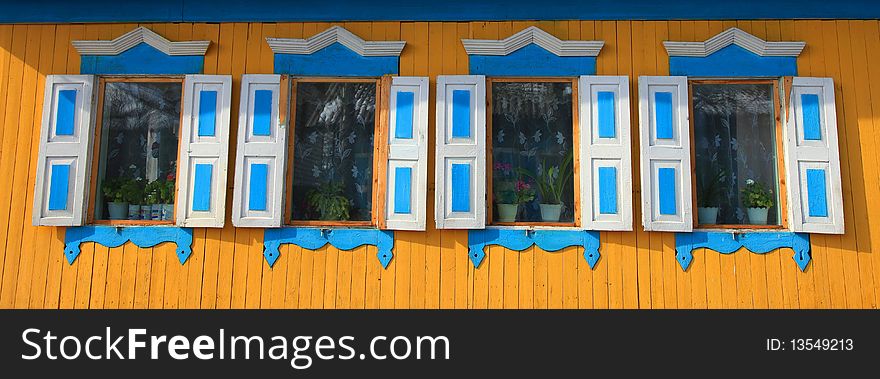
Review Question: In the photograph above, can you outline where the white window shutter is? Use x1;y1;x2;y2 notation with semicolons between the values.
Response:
32;75;96;226
579;75;633;231
232;74;285;227
637;76;692;232
176;75;232;227
384;76;429;231
434;75;486;229
784;77;844;234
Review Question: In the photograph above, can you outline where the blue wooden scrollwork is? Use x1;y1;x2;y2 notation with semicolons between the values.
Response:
675;232;811;272
263;228;395;269
467;229;600;269
64;226;194;265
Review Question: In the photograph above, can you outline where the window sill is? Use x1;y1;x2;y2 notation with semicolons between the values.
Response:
91;220;176;226
693;226;787;233
485;224;582;231
675;231;811;272
63;225;193;265
263;227;394;269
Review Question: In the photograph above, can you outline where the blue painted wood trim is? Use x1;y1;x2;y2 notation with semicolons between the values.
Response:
596;91;616;138
64;226;194;265
801;94;822;141
80;43;204;75
393;167;412;214
674;232;811;272
468;44;597;76
251;90;273;136
806;168;828;217
468;229;600;269
450;163;471;213
654;91;673;139
55;89;77;136
669;45;798;77
4;1;880;23
47;164;71;211
248;163;268;211
658;167;677;216
197;90;218;137
263;228;394;269
451;90;471;139
394;91;414;139
274;43;399;76
598;166;618;215
192;163;213;212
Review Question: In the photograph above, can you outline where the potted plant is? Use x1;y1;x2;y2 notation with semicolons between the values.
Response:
518;153;573;222
696;168;725;224
741;178;774;225
121;178;145;220
307;182;352;221
101;178;128;220
144;180;162;220
160;174;176;220
493;162;517;222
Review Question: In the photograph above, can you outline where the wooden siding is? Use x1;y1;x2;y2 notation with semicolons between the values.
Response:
0;20;879;309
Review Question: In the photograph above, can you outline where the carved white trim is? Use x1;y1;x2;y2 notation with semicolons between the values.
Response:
72;26;210;56
461;26;603;57
663;27;805;57
266;26;405;56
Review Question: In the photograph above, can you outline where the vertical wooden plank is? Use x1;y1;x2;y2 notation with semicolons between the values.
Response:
630;20;652;309
283;244;303;309
439;21;458;309
861;20;880;309
408;21;428;310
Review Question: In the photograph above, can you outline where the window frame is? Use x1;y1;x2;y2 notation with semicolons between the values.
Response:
87;75;186;226
485;76;581;227
687;78;789;230
283;76;387;228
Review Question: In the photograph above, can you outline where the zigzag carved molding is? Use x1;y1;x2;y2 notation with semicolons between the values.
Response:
72;26;210;56
461;26;604;57
266;26;406;56
663;27;805;57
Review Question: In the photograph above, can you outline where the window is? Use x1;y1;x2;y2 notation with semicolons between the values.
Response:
287;78;381;226
90;77;184;224
690;80;785;228
488;78;577;226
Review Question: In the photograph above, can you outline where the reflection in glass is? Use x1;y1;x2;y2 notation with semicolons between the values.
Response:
692;83;780;225
291;81;376;222
491;81;574;223
95;81;181;221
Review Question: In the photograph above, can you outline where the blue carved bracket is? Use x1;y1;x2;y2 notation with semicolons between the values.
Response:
263;228;395;269
63;226;194;265
675;232;811;272
467;229;601;269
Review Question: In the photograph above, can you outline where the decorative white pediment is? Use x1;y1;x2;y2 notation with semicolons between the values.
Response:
461;26;604;57
72;26;210;56
266;26;406;56
663;27;805;57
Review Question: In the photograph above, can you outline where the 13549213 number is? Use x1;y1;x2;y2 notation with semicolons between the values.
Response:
790;338;854;351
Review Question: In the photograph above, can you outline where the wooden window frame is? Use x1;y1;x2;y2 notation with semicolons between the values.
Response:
87;76;185;226
688;79;789;230
486;77;581;228
283;76;386;228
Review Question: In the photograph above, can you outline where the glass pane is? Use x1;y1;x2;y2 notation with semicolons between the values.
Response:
95;81;182;221
692;83;781;226
491;81;575;223
291;81;376;222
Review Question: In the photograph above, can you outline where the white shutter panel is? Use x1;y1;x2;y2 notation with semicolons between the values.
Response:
176;75;232;227
637;76;692;232
434;75;486;229
385;76;429;231
579;75;633;231
784;77;844;234
232;74;285;227
32;75;96;226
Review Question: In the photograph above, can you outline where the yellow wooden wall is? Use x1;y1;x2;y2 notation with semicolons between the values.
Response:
0;20;879;309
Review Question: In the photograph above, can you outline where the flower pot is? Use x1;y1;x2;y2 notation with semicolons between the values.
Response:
162;204;174;220
747;207;769;225
140;205;151;220
151;204;162;220
697;207;719;225
539;203;563;222
107;202;129;220
496;203;519;222
128;204;141;220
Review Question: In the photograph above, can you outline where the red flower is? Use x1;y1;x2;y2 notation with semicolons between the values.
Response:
166;172;175;181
